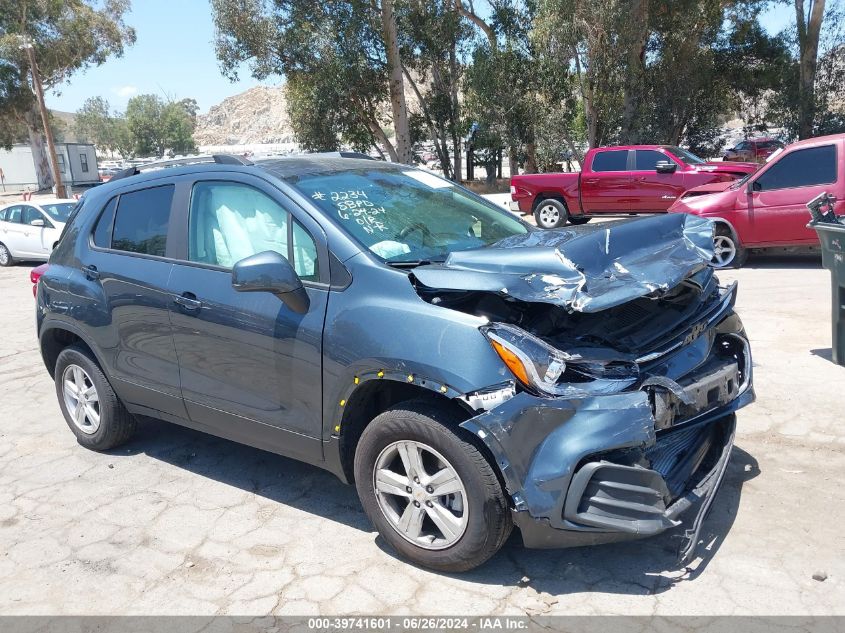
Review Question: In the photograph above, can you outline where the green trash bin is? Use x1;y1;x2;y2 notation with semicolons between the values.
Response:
808;193;845;366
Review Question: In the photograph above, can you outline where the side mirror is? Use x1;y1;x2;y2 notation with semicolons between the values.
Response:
655;161;677;174
30;218;45;227
231;250;310;314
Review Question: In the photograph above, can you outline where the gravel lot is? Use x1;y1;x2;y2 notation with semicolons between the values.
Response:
0;252;843;616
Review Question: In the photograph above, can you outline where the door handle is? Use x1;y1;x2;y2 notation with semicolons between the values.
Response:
174;292;202;312
84;265;99;280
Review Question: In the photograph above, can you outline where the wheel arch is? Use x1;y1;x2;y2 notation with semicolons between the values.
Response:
336;377;476;484
39;322;104;379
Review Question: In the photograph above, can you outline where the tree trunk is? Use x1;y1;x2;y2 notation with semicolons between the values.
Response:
403;66;452;179
367;120;399;162
381;0;413;163
525;142;538;174
795;0;826;139
508;144;519;177
620;0;649;143
449;42;462;182
23;103;53;191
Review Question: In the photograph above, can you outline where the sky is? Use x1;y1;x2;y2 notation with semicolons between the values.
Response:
46;0;795;116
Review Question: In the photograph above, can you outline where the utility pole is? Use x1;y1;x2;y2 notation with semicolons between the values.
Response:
20;40;66;198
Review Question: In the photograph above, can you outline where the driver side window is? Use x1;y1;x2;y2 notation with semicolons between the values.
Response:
188;181;319;282
21;206;43;225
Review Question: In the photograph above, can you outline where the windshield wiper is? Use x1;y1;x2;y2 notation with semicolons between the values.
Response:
386;259;444;268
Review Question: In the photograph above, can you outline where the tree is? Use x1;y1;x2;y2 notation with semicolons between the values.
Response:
0;0;134;188
125;94;198;157
794;0;826;139
212;0;412;162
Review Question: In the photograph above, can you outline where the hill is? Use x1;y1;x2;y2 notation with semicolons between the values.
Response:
194;85;295;146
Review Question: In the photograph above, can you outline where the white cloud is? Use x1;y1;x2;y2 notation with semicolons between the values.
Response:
113;85;138;98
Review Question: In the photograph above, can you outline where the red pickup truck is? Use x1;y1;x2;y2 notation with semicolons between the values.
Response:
669;133;845;268
509;145;757;228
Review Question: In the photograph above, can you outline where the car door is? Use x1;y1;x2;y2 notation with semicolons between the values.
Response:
579;149;632;213
629;149;685;212
81;183;187;420
20;206;53;256
741;143;839;245
166;175;329;462
1;206;27;256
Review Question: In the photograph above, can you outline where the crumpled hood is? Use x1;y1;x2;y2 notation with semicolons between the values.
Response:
412;213;714;313
683;180;737;195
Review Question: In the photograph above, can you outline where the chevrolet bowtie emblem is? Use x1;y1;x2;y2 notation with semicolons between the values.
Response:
683;321;707;345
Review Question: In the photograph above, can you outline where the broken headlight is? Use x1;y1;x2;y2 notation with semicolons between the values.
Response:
480;323;572;396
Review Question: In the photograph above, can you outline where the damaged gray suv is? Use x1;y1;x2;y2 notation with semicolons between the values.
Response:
37;155;754;571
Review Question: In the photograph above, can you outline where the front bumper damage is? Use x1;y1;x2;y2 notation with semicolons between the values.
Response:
459;303;754;565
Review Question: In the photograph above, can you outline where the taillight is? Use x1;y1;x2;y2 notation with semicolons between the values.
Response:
31;264;49;298
510;185;517;195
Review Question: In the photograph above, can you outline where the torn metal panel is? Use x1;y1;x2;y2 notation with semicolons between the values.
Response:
413;213;715;313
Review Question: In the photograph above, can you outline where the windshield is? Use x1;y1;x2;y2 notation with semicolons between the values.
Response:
287;167;529;263
664;146;706;165
40;202;76;222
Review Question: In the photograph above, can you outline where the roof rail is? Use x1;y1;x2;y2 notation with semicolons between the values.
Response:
108;154;254;183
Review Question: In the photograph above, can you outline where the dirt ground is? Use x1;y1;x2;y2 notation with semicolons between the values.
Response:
0;251;843;616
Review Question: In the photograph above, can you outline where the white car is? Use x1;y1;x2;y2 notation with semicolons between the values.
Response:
0;198;77;266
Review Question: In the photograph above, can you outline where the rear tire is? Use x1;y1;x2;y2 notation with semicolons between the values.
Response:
711;226;748;269
54;345;137;451
533;198;568;229
354;400;512;572
0;242;13;267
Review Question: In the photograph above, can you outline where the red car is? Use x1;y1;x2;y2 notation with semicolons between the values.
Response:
510;145;757;228
30;263;49;297
669;133;845;268
723;137;785;164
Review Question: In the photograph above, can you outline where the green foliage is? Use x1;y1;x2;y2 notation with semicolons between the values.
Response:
212;0;394;154
0;0;135;142
125;94;198;157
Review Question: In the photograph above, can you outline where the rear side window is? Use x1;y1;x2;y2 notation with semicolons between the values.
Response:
634;150;671;171
591;150;628;172
111;185;173;256
92;197;118;248
754;145;837;191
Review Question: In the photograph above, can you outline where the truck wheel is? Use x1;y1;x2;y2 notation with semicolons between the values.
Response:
534;199;568;229
55;345;137;451
712;227;748;269
354;400;512;572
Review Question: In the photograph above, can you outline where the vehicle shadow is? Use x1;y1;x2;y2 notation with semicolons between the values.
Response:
743;252;822;269
118;418;758;596
120;417;372;532
811;348;834;363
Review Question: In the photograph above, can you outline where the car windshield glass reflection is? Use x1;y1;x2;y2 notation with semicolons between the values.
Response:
288;168;529;264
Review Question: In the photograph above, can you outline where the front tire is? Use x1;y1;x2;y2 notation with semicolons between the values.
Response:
534;199;568;229
712;226;748;269
0;242;13;267
354;401;512;572
55;345;137;451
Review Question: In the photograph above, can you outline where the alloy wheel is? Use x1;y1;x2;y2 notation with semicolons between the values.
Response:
537;204;560;228
372;440;469;550
0;245;9;265
62;364;100;434
712;235;737;267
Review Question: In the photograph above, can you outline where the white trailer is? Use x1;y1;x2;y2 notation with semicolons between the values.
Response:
0;143;99;192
